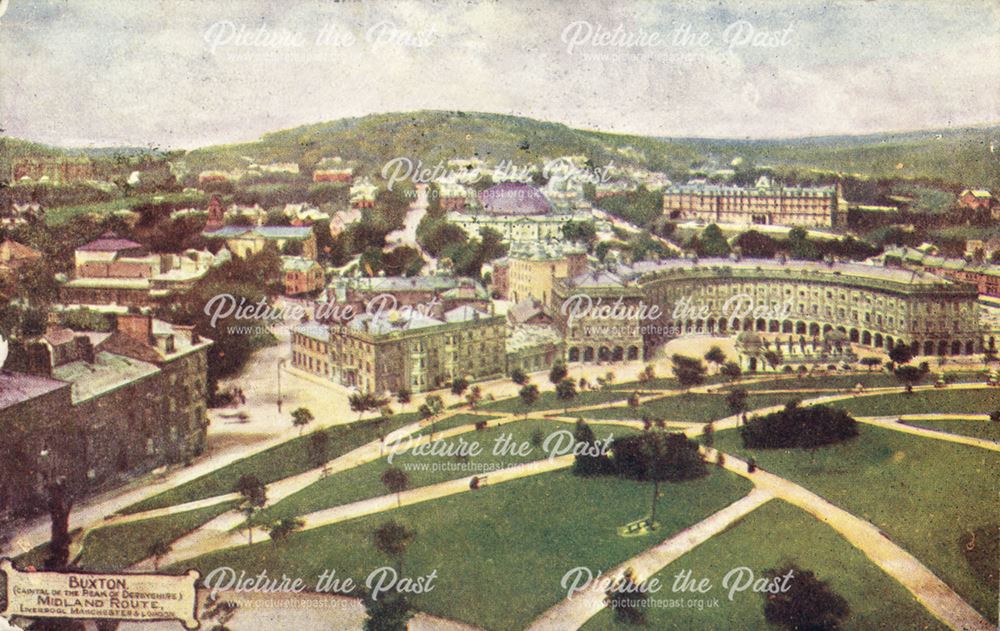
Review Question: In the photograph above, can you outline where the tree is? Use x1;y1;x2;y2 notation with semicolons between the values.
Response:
726;388;748;421
465;384;482;409
395;387;412;405
235;474;267;544
671;354;706;391
420;394;445;438
363;587;414;631
381;467;410;507
888;344;913;366
44;477;74;570
610;431;706;526
628;391;641;411
637;364;656;383
450;376;469;396
605;567;646;625
763;349;783;371
201;594;238;631
268;517;304;544
148;540;172;571
373;519;416;572
511;367;528;385
740;404;858;450
291;407;314;436
349;391;373;420
704;346;727;373
762;564;849;631
720;361;743;383
860;357;882;372
703;422;715;448
556;378;577;412
894;364;926;394
572;419;609;476
376;405;394;443
549;361;568;386
519;383;540;417
697;223;731;257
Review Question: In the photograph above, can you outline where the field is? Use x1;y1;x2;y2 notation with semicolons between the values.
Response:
582;500;947;631
829;389;1000;417
179;469;753;631
902;420;1000;442
253;419;635;525
122;413;420;514
714;425;999;619
575;392;797;423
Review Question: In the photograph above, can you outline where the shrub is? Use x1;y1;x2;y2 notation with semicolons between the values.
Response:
740;404;858;449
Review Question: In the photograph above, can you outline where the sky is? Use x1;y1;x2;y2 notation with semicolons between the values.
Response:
1;0;998;149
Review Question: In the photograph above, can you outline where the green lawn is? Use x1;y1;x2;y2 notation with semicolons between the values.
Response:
478;388;631;414
122;413;420;515
583;500;947;631
715;425;1000;619
830;389;1000;417
576;393;797;423
902;420;1000;442
254;419;635;525
178;469;753;631
415;413;499;436
77;501;236;572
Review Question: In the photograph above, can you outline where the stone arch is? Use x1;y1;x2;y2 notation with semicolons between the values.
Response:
598;346;611;362
568;347;580;362
583;347;595;362
782;320;793;333
849;328;859;343
965;340;975;355
718;319;728;333
627;346;640;361
874;333;883;348
862;331;872;345
923;340;933;356
612;346;624;362
744;317;753;331
756;318;767;332
809;323;820;336
769;320;780;333
695;319;704;333
707;317;716;333
731;318;741;331
950;340;961;356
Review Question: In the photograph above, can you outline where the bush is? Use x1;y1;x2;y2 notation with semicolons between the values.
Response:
610;432;707;482
740;404;858;449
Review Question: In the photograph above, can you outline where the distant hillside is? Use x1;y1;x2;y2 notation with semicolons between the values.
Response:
178;110;702;178
666;126;1000;190
7;112;999;190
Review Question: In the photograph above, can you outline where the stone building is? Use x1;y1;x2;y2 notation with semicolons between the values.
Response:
627;257;983;359
0;313;212;521
292;305;506;394
663;177;837;227
552;269;646;364
503;240;588;305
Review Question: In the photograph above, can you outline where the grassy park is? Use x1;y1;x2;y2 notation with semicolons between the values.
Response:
714;425;1000;619
179;469;753;631
582;500;947;631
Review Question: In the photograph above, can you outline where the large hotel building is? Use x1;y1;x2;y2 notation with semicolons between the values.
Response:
554;258;984;363
662;177;838;227
292;305;506;394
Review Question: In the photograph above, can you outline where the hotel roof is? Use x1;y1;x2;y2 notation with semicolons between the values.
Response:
202;226;313;240
347;310;443;335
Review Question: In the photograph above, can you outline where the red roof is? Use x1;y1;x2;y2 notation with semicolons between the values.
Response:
0;239;42;263
77;233;144;252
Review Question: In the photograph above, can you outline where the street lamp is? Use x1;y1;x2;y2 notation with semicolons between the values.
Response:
277;358;287;413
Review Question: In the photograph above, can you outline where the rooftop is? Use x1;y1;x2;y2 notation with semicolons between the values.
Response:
0;239;42;264
506;325;562;353
77;233;144;252
508;240;587;261
52;351;160;403
0;370;70;410
477;183;552;216
293;321;329;342
348;310;443;335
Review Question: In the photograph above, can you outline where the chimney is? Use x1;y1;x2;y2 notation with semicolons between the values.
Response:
8;341;54;377
116;312;153;345
46;312;62;337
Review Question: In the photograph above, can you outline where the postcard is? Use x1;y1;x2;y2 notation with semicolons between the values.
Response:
0;1;997;630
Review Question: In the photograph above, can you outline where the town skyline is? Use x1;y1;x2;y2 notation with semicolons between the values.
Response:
1;0;998;148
